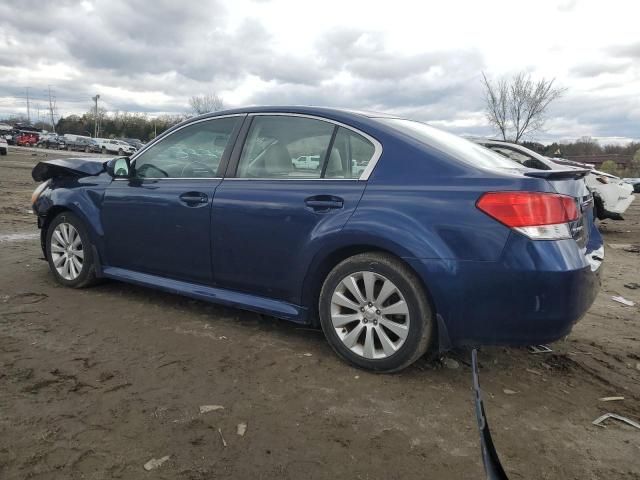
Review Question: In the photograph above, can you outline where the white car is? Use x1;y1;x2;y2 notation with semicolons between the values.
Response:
472;139;635;221
292;154;320;170
0;136;7;155
95;138;137;156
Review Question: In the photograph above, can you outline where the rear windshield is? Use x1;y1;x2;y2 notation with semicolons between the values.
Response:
377;118;522;171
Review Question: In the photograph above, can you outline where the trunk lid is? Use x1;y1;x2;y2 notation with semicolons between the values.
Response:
540;174;593;250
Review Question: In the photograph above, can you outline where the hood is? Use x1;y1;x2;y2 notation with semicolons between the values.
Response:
32;157;108;181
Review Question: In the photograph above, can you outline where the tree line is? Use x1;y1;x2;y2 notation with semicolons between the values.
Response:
1;94;225;142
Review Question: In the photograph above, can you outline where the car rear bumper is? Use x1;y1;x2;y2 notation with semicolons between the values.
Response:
406;234;603;348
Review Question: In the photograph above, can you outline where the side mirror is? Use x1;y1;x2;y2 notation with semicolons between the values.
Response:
108;157;131;178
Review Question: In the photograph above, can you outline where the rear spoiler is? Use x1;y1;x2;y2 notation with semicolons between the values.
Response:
524;169;590;180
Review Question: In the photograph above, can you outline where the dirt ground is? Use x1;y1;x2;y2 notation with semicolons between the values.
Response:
1;146;639;480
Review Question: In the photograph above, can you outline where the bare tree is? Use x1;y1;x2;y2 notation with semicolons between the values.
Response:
482;72;566;143
481;72;508;141
188;93;224;115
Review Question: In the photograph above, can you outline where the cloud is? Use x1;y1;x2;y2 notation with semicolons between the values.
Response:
608;42;640;59
570;61;631;77
0;0;638;144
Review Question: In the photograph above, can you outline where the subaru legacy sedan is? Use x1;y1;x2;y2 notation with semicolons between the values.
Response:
30;107;603;372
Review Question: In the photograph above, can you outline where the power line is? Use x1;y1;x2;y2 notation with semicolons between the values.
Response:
48;86;57;133
25;87;31;123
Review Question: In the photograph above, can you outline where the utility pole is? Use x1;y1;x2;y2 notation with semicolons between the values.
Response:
48;86;56;133
25;87;31;124
92;94;100;137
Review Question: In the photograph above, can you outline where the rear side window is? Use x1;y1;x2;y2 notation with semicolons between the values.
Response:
236;116;377;179
325;127;376;179
237;116;334;179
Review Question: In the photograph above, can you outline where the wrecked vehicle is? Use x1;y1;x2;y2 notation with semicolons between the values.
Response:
472;139;636;221
31;106;603;372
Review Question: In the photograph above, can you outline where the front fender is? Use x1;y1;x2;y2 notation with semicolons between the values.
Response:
34;176;110;259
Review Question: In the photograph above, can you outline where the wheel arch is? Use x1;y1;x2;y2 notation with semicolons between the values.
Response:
301;243;439;341
39;201;103;263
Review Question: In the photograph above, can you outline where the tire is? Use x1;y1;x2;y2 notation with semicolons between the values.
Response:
319;252;434;372
118;148;124;156
45;212;98;288
0;148;6;156
593;194;604;220
101;147;106;154
66;145;71;151
84;146;90;153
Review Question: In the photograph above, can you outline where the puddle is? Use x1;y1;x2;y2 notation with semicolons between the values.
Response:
0;232;39;243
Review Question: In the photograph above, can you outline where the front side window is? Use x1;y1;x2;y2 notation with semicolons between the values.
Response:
133;117;239;178
237;116;334;179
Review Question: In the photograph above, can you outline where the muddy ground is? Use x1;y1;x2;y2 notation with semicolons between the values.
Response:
1;147;639;479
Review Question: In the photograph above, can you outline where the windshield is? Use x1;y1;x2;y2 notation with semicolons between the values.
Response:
377;118;523;171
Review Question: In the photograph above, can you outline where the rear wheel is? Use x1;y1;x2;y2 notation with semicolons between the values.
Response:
45;212;97;288
319;253;434;372
118;148;124;155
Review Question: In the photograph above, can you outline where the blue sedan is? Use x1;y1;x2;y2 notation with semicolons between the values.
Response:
31;106;603;372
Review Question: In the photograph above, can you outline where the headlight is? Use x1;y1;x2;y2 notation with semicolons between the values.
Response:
31;180;51;205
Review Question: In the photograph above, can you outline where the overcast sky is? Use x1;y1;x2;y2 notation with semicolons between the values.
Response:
0;0;638;143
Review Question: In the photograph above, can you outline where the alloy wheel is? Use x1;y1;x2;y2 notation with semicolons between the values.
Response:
50;223;84;280
330;271;410;360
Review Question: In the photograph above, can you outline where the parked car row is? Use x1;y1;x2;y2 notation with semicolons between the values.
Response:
471;139;636;221
30;134;143;155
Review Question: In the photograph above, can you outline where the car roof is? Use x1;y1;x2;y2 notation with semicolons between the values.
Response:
188;105;402;122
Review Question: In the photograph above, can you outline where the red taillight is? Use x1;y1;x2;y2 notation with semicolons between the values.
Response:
476;192;578;227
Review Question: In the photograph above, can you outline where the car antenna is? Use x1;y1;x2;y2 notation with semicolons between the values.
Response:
472;348;510;480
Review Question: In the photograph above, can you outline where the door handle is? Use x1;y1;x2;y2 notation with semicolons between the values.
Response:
304;195;344;211
179;192;208;206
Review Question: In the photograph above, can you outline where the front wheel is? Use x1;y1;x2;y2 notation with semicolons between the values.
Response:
45;212;98;288
319;253;434;372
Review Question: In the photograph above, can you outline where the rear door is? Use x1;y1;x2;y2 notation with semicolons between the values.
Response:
211;114;380;305
101;115;243;284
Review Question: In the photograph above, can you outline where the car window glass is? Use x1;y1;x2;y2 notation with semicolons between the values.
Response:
489;146;550;170
378;118;522;171
325;127;375;179
134;117;239;179
490;147;530;164
237;116;334;179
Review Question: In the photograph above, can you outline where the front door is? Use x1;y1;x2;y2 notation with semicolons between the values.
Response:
212;114;378;305
101;115;243;284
